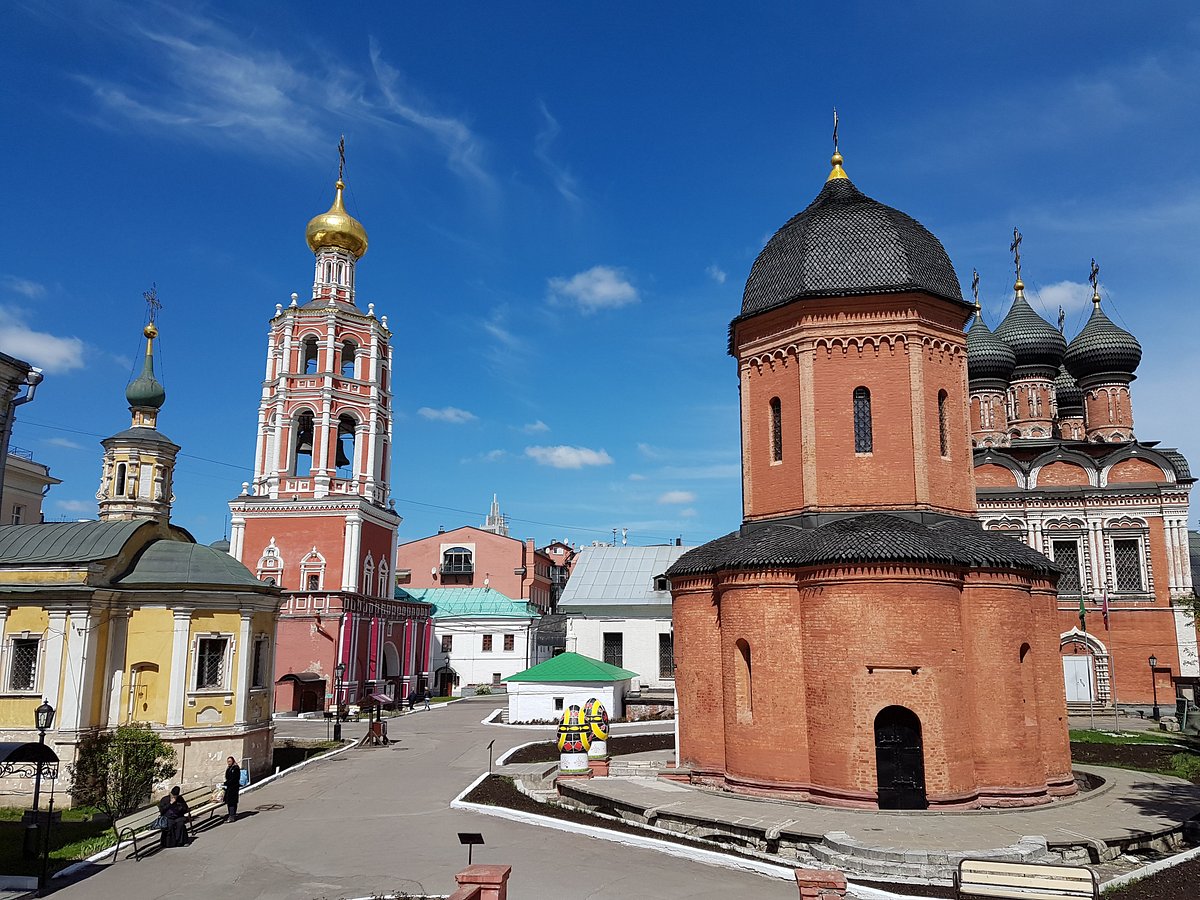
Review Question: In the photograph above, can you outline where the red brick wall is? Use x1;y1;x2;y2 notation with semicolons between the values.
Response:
1036;461;1090;487
1107;458;1166;484
975;464;1018;487
671;576;725;776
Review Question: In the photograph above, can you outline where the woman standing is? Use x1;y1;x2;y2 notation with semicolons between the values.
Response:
223;756;242;823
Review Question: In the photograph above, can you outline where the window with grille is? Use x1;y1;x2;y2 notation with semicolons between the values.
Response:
441;635;452;653
503;634;515;652
7;637;39;692
11;504;25;525
492;672;502;685
1112;538;1144;593
482;634;493;652
659;632;674;679
442;547;473;575
603;632;623;668
195;637;228;690
306;573;320;591
769;397;782;462
853;387;872;453
1051;540;1082;594
252;637;269;688
937;390;949;457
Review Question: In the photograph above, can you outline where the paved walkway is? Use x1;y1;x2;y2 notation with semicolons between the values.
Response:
562;766;1200;853
51;699;794;899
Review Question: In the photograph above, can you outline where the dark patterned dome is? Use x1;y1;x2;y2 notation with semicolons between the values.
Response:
966;309;1016;387
1063;297;1141;385
993;286;1066;378
740;168;965;319
1053;365;1083;414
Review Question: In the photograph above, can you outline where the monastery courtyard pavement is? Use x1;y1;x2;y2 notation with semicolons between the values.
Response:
50;698;1200;899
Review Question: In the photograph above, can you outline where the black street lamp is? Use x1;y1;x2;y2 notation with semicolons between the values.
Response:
30;700;55;818
334;663;346;742
1148;655;1159;719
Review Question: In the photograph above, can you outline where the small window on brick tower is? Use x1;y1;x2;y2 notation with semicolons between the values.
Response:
853;387;873;453
302;337;319;375
937;390;950;457
769;397;783;462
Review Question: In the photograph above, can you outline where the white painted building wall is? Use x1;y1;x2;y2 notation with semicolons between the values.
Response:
569;616;672;690
431;617;547;694
506;679;630;724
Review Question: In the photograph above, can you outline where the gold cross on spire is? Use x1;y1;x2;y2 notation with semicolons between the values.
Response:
1089;257;1100;296
338;135;346;182
143;283;161;324
1010;227;1023;284
971;269;980;309
826;107;847;182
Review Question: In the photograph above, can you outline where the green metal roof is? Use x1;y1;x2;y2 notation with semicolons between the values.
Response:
116;541;269;589
397;587;540;619
0;520;152;565
504;651;637;683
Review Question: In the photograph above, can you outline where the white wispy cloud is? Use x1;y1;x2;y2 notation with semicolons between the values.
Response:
462;448;507;463
0;307;85;373
418;406;478;424
627;473;648;481
548;266;638;313
678;508;698;518
535;100;580;205
521;420;550;434
45;437;86;450
71;7;490;186
525;445;614;469
2;276;46;299
55;499;93;513
657;490;696;505
1028;280;1097;317
706;264;727;284
637;442;665;459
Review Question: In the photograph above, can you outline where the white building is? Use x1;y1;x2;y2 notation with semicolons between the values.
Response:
400;587;550;696
558;544;694;691
505;652;636;724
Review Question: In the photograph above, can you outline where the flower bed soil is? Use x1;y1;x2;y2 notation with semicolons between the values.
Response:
1070;740;1200;784
503;731;674;764
1106;856;1200;900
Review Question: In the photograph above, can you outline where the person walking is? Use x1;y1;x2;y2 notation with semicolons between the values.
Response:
423;689;431;711
223;756;242;823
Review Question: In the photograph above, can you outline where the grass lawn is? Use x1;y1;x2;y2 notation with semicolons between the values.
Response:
0;805;116;878
1069;728;1193;746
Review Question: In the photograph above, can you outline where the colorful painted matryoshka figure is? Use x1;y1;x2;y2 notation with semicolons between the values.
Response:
557;704;591;774
583;697;610;759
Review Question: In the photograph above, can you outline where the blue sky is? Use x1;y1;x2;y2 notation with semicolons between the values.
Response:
2;2;1198;548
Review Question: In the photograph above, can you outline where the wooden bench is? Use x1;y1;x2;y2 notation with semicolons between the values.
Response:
956;859;1099;899
111;785;227;862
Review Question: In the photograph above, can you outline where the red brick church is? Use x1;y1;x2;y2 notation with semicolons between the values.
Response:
668;147;1075;810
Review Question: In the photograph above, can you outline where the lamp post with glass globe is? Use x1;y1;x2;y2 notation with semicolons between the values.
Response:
334;663;346;742
30;700;55;817
1148;655;1160;719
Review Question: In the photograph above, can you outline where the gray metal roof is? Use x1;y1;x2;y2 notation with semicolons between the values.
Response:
558;545;695;608
0;520;152;565
115;540;269;589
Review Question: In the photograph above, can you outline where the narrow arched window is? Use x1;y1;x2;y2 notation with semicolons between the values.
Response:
294;412;314;476
302;338;319;375
769;397;782;462
735;639;753;724
853;387;873;453
335;415;356;478
937;390;950;457
115;463;127;497
340;341;356;379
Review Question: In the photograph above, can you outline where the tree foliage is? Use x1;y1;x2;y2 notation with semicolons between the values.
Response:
70;724;177;831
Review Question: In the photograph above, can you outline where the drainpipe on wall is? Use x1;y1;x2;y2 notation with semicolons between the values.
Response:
0;366;43;513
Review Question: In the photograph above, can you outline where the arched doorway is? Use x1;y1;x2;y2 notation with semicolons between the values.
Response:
382;641;400;678
435;665;458;697
1060;629;1111;705
874;706;927;810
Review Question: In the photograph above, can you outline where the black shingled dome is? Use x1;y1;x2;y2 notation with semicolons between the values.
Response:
993;292;1066;378
739;177;966;319
966;312;1017;387
1063;301;1142;385
666;513;1059;579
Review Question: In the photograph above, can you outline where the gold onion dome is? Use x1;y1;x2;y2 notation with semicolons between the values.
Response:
305;179;368;259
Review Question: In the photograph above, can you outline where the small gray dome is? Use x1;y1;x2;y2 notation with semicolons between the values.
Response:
966;311;1016;388
994;289;1066;378
1054;365;1083;414
740;176;964;319
1063;299;1141;385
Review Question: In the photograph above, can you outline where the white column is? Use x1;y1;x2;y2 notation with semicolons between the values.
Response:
105;610;131;727
343;515;362;592
234;611;254;725
166;610;192;727
58;610;96;732
229;516;246;564
42;610;68;709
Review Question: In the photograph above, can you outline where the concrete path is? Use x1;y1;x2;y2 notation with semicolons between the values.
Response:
564;766;1200;853
51;698;795;900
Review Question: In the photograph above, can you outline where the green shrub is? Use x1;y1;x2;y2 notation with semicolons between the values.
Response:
69;724;177;833
474;684;492;695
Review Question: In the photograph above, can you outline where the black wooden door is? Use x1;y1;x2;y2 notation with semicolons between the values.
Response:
874;706;928;810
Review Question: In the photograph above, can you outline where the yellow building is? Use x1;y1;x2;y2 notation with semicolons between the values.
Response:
0;321;280;805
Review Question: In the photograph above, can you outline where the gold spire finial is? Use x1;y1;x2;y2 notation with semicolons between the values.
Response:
1010;227;1024;293
971;269;981;313
826;107;848;182
1089;257;1101;305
